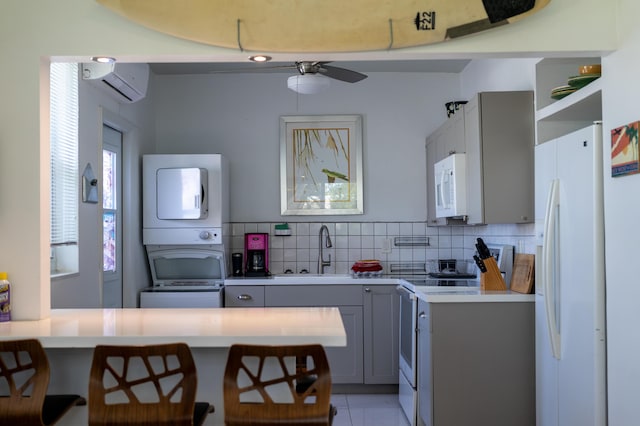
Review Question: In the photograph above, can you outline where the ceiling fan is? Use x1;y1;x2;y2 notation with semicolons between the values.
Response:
291;61;368;83
211;61;368;94
286;61;367;94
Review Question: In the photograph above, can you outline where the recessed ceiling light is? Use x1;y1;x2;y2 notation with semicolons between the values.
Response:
91;56;116;64
249;55;272;63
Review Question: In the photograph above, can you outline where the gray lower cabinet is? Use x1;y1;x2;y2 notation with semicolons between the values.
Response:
225;284;399;385
363;285;399;384
417;299;535;426
265;285;364;384
224;285;265;307
325;306;364;383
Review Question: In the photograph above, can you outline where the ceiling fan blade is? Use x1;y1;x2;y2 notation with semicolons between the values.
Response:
319;64;368;83
208;63;297;74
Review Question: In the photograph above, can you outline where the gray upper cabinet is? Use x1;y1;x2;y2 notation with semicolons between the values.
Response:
426;91;535;225
425;112;466;226
465;91;535;225
425;136;444;226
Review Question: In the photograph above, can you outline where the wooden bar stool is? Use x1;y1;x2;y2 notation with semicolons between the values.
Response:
0;338;86;425
88;342;214;426
223;344;337;426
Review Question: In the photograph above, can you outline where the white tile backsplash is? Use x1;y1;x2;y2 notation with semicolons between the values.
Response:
229;221;535;275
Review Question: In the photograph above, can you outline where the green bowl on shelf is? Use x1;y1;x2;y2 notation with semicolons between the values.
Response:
550;85;577;100
567;73;601;89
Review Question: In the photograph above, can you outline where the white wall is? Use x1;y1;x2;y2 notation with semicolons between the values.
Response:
602;0;640;422
50;71;156;309
153;72;461;222
1;4;634;423
0;0;616;320
3;0;639;423
460;58;538;98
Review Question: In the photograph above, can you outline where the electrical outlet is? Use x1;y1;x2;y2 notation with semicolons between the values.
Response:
381;238;392;254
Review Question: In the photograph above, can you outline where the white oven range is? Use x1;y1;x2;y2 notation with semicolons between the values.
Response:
397;278;479;425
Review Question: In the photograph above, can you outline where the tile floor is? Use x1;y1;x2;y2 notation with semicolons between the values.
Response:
330;394;411;426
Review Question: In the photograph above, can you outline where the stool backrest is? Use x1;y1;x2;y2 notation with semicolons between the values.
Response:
0;338;50;425
223;344;333;426
88;343;198;426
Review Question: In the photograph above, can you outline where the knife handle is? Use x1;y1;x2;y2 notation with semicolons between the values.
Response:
476;237;492;259
473;255;487;273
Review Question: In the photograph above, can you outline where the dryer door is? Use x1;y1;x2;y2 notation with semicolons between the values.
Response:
156;167;208;219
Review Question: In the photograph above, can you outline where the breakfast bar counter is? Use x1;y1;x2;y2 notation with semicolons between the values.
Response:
0;307;347;347
0;308;346;426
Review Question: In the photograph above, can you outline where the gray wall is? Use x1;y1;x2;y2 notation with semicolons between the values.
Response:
153;72;462;222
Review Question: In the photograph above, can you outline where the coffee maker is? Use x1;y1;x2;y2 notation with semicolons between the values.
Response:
244;233;269;276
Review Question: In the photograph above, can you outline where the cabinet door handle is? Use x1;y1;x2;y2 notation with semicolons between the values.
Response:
237;294;253;301
419;312;426;319
364;287;371;293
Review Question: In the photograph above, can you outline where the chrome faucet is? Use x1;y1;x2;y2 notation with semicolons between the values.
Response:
317;225;333;274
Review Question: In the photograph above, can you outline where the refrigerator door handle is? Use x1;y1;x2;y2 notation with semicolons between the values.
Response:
543;178;561;360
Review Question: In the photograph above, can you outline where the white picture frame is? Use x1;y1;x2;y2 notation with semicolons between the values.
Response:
280;115;363;215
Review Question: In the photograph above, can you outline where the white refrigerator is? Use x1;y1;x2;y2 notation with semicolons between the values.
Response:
535;122;607;426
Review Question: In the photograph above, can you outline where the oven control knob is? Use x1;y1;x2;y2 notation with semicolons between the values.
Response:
199;231;211;240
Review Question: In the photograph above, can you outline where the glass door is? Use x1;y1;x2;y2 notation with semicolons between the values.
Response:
102;125;122;307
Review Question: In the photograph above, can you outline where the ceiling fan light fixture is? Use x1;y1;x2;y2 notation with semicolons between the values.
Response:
287;74;330;94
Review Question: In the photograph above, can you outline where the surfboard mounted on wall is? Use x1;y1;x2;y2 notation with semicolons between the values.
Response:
96;0;551;52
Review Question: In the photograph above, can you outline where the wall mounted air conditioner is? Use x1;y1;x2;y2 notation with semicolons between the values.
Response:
81;62;149;104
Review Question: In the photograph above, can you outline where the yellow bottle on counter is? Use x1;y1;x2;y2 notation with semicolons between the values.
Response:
0;272;11;322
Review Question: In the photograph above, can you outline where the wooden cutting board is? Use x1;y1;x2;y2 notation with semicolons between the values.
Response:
96;0;551;52
510;254;535;294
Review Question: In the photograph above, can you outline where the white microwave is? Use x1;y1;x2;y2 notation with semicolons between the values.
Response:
434;153;467;218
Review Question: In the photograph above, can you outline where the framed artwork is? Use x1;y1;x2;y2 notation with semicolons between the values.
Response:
611;121;640;177
280;115;363;215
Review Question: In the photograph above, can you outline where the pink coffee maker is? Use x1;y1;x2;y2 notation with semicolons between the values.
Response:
244;233;269;276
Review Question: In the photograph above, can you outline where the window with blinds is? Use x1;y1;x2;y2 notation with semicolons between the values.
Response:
50;63;79;276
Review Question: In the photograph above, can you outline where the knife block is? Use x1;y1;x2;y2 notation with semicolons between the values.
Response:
480;257;507;291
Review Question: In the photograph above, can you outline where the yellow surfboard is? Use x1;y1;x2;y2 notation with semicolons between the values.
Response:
96;0;551;52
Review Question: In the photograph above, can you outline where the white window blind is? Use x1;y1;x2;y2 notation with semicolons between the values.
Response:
50;63;78;247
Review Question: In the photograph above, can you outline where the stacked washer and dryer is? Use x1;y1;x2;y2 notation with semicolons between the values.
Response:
139;154;229;308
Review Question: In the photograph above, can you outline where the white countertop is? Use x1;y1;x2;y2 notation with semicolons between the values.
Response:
225;275;534;303
225;274;397;285
415;288;535;303
0;308;347;348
